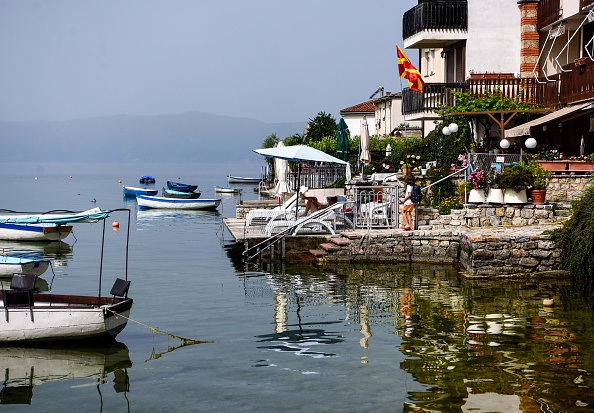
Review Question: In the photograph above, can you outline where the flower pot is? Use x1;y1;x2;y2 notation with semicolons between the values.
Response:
531;189;547;204
503;189;528;204
486;188;504;204
468;189;486;203
567;161;594;172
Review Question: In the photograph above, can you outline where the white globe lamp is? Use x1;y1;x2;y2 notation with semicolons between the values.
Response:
442;126;451;136
499;139;511;149
525;137;537;149
448;123;459;133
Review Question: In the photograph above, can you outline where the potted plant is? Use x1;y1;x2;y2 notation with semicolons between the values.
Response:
467;168;495;203
399;154;421;174
498;163;533;203
528;161;552;204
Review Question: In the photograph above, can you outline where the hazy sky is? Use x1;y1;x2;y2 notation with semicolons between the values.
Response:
0;0;417;123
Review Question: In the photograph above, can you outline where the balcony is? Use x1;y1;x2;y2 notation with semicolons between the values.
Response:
402;1;468;48
537;0;561;30
537;58;594;107
401;78;538;117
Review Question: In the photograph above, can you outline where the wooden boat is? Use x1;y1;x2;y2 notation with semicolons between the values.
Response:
227;175;261;184
162;188;201;199
0;343;131;404
0;207;133;343
166;180;198;192
122;185;158;197
136;194;221;210
139;175;156;184
214;186;242;194
0;255;50;277
0;223;73;242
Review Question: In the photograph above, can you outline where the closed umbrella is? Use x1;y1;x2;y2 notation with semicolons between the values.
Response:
273;141;290;197
360;117;371;166
581;135;586;156
336;118;349;161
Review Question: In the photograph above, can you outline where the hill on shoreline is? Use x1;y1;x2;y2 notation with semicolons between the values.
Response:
0;112;306;163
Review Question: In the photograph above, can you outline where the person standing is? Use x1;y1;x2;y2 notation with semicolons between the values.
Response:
400;173;416;230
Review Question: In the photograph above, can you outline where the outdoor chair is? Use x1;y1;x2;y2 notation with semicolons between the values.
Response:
245;186;308;231
264;202;344;236
3;273;37;322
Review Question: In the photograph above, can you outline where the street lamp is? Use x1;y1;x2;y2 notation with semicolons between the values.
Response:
499;139;511;149
525;137;537;149
442;122;458;136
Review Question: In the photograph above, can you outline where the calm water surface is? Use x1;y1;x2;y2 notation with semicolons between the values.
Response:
0;162;593;412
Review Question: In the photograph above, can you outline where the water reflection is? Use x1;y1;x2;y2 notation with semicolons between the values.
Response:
0;342;131;405
238;263;594;412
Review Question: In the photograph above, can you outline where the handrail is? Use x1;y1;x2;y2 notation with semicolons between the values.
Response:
420;165;470;192
242;202;347;262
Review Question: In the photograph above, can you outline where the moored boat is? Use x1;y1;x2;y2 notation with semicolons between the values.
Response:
162;188;201;199
214;186;242;194
136;194;221;210
139;175;156;184
0;223;73;242
0;207;133;343
123;185;159;197
166;181;198;192
0;255;51;277
227;175;261;184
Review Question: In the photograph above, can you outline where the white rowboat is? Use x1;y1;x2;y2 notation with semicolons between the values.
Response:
136;194;221;210
227;175;261;184
0;223;73;241
214;186;242;194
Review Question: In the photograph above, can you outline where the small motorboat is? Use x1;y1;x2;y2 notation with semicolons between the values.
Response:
214;186;242;194
123;185;158;197
0;255;51;277
0;207;133;343
139;175;156;184
0;222;73;242
227;175;261;184
137;194;221;210
166;181;198;192
162;188;201;199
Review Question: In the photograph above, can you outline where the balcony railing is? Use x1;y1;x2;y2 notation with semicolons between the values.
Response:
536;59;594;107
467;77;538;104
402;83;464;115
537;0;561;30
403;1;468;41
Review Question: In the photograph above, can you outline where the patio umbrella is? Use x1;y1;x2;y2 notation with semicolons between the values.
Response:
336;118;349;161
360;117;371;167
273;141;290;197
253;144;348;216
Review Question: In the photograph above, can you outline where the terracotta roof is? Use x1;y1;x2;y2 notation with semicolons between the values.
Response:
340;100;375;114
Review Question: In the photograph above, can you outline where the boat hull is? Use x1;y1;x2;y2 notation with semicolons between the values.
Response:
0;294;133;343
162;188;201;199
214;186;242;193
227;175;261;184
122;186;158;196
166;181;198;192
136;195;221;210
0;223;73;241
0;256;50;277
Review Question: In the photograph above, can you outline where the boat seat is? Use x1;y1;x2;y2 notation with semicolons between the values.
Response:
110;278;131;301
3;273;37;322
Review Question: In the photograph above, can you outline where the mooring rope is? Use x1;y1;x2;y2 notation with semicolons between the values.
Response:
106;308;212;345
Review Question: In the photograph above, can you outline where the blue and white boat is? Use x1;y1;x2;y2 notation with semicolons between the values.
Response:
166;181;198;192
139;175;156;184
0;223;73;242
227;175;261;184
122;185;158;197
0;255;51;277
136;194;221;210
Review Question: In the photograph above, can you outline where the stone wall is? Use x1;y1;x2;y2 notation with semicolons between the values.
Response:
547;174;590;202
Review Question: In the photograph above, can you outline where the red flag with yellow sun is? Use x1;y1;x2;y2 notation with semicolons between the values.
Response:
397;45;425;93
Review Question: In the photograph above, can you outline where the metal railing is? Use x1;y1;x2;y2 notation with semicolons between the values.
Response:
352;185;400;230
403;1;468;41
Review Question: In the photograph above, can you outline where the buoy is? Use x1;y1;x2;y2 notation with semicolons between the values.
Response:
91;199;96;203
112;221;119;229
70;176;73;179
119;180;122;184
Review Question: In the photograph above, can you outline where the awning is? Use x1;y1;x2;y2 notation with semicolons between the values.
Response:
505;102;593;138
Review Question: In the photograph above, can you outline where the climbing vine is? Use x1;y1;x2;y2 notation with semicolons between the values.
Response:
552;181;594;280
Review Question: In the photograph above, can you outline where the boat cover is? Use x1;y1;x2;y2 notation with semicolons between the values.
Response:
0;207;110;224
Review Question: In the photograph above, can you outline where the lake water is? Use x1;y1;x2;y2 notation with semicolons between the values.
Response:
0;162;593;412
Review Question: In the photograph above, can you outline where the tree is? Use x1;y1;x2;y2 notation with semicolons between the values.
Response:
262;133;280;149
306;112;337;143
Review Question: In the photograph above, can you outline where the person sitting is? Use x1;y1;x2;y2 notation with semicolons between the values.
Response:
299;193;337;216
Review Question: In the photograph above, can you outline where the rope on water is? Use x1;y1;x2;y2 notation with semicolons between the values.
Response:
106;308;212;346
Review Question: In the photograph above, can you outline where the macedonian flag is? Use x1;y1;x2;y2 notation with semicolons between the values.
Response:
397;45;425;93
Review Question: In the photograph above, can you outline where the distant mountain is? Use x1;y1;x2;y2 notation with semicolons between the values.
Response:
0;112;306;163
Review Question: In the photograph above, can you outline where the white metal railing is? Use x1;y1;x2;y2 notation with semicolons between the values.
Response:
352;185;400;230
